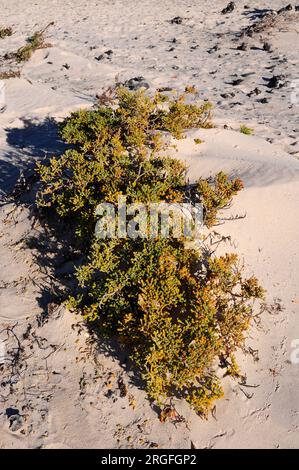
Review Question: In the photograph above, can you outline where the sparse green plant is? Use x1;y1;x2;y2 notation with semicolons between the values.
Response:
0;27;13;39
197;172;244;227
15;31;45;62
12;22;54;63
240;124;254;135
37;87;264;416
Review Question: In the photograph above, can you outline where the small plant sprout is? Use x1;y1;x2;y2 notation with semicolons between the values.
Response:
240;124;254;135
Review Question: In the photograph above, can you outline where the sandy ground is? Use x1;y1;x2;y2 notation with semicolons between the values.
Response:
0;0;299;448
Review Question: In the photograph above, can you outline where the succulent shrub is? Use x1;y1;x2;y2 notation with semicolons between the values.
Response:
37;87;264;416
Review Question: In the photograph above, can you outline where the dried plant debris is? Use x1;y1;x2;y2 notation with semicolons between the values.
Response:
160;403;187;425
122;76;150;90
0;69;21;79
240;7;298;38
0;26;13;39
241;12;278;37
221;2;235;15
277;4;293;14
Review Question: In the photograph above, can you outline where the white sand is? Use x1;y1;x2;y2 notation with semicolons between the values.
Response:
0;0;299;449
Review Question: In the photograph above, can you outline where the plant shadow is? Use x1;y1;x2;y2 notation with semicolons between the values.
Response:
241;8;274;21
1;117;68;199
5;117;67;158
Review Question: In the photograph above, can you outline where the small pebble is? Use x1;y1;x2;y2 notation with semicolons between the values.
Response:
221;1;235;14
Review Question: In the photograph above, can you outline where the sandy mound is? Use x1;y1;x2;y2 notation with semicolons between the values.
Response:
173;129;299;186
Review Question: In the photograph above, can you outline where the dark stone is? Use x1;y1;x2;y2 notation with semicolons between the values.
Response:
5;408;23;432
277;4;293;14
267;75;286;88
208;45;219;54
263;42;272;52
221;2;235;14
248;87;262;97
220;92;235;99
241;72;255;78
258;97;269;103
95;50;113;61
5;407;19;418
230;78;244;86
170;16;183;24
237;42;247;51
105;389;113;398
123;76;150;90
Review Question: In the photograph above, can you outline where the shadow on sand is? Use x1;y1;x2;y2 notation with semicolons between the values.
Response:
1;117;68;199
241;8;274;21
